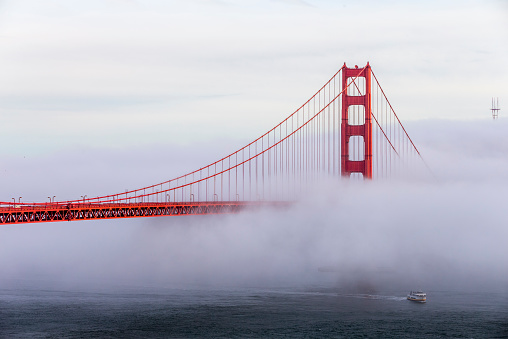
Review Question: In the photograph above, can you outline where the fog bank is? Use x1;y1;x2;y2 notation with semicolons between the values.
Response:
1;119;507;293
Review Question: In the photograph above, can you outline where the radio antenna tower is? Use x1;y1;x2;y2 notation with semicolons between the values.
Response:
491;97;500;119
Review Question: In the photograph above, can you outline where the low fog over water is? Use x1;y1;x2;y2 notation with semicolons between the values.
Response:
1;119;507;293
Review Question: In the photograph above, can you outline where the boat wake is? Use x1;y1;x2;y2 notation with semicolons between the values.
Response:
247;289;407;301
339;293;407;301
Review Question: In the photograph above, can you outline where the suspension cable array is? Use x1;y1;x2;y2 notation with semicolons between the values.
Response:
0;63;426;224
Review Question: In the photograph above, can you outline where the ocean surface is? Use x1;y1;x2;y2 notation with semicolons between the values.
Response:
1;284;507;338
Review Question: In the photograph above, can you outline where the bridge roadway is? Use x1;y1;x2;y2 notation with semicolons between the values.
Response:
0;201;291;225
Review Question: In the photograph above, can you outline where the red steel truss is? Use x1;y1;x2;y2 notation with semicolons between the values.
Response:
0;202;290;224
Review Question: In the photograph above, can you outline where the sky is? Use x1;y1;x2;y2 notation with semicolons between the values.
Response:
0;0;507;155
0;0;508;292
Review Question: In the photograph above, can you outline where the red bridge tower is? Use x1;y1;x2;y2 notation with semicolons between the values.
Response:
341;63;372;178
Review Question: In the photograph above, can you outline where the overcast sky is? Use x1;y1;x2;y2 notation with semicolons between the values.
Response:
1;1;507;292
0;0;506;156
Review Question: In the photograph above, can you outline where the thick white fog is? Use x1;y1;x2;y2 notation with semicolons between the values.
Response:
1;118;507;293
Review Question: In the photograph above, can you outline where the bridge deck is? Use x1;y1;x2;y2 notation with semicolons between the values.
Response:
0;201;290;225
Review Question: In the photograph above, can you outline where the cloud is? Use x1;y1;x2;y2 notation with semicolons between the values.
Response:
270;0;314;7
1;179;506;293
1;0;506;145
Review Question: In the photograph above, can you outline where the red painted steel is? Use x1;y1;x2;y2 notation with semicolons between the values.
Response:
341;63;372;178
0;63;426;225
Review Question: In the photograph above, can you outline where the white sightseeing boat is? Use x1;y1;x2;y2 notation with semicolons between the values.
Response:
407;290;426;303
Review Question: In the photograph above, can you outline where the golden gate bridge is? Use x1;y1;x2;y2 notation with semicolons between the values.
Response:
0;63;424;224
